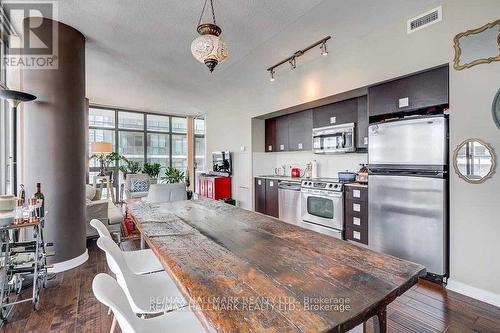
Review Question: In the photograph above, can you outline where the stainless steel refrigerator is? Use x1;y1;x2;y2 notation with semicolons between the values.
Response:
368;115;448;278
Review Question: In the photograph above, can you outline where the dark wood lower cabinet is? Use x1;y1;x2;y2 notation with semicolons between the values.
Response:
254;178;266;214
344;184;368;245
254;177;279;218
265;179;279;218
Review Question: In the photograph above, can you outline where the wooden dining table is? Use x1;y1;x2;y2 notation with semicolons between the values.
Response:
127;198;425;333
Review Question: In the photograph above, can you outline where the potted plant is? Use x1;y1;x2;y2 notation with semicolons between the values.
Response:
119;158;142;179
143;162;161;184
161;167;185;184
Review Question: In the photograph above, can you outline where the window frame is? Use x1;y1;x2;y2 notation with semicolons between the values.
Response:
88;107;189;192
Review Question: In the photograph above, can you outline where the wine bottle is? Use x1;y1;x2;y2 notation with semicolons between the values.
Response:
34;183;45;218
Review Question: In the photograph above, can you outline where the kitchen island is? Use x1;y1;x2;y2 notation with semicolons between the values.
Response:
128;198;425;333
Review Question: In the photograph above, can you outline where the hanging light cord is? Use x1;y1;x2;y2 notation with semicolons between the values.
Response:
197;0;217;26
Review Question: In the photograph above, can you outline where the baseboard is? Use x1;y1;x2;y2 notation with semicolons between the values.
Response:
48;249;89;274
447;279;500;308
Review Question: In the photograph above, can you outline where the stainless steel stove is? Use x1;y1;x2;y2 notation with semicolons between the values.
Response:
300;178;344;239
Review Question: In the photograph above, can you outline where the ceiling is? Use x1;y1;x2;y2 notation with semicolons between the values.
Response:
49;0;326;115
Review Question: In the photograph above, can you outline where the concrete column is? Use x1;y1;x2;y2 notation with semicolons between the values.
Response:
22;18;87;268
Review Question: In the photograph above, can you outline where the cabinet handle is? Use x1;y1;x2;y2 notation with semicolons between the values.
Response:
268;145;272;151
270;181;274;187
280;144;285;151
353;189;361;198
298;143;303;150
353;231;361;240
257;180;262;185
353;217;361;226
330;116;337;124
353;203;361;212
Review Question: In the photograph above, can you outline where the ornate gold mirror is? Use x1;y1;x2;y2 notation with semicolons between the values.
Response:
453;19;500;70
453;139;496;184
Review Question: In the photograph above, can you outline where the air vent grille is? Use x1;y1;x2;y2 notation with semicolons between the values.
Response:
407;6;442;34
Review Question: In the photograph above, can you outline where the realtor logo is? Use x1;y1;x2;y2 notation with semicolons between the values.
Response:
2;1;58;69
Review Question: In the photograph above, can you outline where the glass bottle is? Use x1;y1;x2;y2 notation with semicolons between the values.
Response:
34;183;45;218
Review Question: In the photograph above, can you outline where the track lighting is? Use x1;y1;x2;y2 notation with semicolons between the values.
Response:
321;40;328;56
266;36;331;81
270;69;275;82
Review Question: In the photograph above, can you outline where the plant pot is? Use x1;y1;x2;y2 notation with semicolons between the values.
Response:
149;177;158;185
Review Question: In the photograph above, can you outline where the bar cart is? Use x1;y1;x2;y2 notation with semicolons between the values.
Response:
0;212;52;321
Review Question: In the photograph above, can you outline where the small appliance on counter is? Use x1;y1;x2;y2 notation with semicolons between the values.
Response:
356;164;368;184
291;167;302;178
338;171;356;182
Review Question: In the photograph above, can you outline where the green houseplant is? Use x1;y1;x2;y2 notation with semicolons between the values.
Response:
119;158;142;179
162;167;185;184
143;162;161;184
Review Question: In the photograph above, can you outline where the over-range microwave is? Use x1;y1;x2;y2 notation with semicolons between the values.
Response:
312;123;356;154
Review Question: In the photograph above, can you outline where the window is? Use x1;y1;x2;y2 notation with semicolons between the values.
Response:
171;134;187;171
118;111;144;130
87;107;191;189
147;114;169;132
147;133;170;167
89;108;115;128
194;118;205;192
119;131;145;164
88;129;115;167
171;117;187;133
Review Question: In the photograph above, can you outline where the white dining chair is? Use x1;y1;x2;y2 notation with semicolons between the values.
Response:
96;236;187;314
93;273;204;333
90;219;164;274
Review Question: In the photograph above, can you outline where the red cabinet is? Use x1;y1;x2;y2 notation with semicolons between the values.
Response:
198;176;232;200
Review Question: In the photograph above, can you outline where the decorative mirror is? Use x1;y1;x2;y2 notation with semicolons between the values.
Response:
453;19;500;70
493;88;500;129
453;139;496;184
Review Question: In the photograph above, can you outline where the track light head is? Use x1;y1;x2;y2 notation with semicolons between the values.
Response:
321;41;328;56
289;57;296;70
269;69;275;82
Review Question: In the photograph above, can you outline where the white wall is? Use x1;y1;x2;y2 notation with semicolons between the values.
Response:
205;0;500;301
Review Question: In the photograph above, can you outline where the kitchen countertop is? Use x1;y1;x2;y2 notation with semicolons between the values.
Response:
344;182;368;188
254;175;304;182
128;198;425;333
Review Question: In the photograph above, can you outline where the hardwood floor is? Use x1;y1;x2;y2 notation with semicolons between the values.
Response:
1;239;499;333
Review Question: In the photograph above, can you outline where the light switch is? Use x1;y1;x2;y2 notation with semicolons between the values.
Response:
399;97;409;108
330;116;337;124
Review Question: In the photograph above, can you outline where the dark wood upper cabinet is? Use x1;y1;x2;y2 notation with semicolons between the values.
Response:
313;98;358;129
254;178;266;214
264;118;276;152
288;110;312;151
265;178;279;218
368;65;449;118
276;116;289;152
357;96;368;149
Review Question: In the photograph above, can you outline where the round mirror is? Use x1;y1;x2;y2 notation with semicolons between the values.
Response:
493;88;500;129
453;139;496;184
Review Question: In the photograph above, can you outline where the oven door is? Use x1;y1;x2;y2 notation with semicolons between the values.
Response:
301;191;343;230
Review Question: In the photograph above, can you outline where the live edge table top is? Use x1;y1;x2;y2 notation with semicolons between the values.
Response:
128;198;425;333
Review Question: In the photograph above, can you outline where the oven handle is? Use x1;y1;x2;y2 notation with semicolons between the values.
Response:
301;191;343;198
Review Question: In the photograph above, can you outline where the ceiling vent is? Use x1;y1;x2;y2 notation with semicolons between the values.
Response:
407;6;442;34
